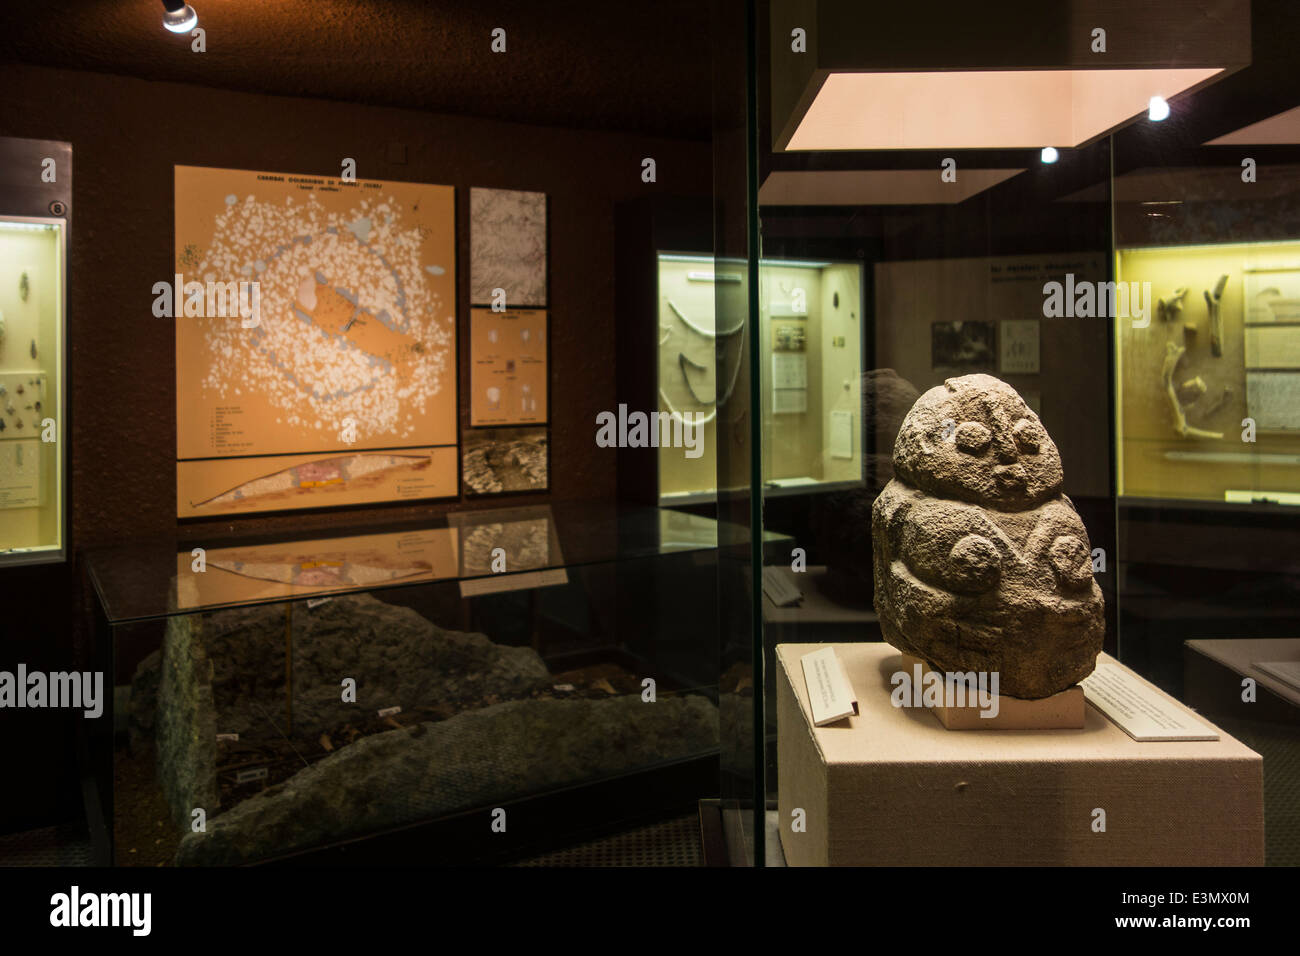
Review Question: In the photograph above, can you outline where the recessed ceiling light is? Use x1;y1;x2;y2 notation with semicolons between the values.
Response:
1148;96;1171;122
162;0;198;34
782;70;1218;151
1041;147;1060;164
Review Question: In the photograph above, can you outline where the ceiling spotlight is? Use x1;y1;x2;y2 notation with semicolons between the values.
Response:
162;0;198;33
1148;95;1171;121
1041;146;1059;164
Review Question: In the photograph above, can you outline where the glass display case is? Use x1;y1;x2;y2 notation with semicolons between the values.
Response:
754;0;1296;868
84;503;790;866
0;135;67;566
655;253;863;504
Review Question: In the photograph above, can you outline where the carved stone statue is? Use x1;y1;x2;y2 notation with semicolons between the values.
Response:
872;374;1104;699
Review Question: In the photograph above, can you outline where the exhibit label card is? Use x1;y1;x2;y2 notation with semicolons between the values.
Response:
999;319;1040;374
801;646;858;726
1081;659;1219;742
469;308;548;426
173;166;458;517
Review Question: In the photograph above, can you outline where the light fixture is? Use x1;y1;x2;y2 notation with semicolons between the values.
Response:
768;2;1248;152
1148;96;1171;122
1041;147;1060;164
162;0;198;34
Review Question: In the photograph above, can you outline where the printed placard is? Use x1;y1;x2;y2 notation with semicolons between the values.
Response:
800;646;858;726
174;165;458;516
469;308;548;426
1081;659;1219;741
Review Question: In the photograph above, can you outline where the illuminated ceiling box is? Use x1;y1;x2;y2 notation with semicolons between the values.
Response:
770;0;1250;151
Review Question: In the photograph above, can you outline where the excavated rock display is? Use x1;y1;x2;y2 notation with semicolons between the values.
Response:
175;694;719;865
872;374;1104;699
144;592;720;864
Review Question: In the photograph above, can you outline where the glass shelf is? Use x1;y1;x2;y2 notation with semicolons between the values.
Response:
85;500;790;624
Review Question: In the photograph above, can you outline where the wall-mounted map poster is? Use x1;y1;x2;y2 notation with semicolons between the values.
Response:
469;307;547;425
174;166;458;517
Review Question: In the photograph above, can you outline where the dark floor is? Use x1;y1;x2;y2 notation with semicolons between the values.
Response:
0;815;703;868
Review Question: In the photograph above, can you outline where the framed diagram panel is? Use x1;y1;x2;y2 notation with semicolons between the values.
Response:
174;166;458;516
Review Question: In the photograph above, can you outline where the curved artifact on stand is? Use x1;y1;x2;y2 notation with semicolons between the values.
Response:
658;297;746;426
871;374;1104;699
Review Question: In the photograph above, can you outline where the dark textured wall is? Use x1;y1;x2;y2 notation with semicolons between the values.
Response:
0;63;711;830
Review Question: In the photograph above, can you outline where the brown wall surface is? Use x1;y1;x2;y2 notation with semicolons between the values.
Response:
1;64;711;550
0;63;711;830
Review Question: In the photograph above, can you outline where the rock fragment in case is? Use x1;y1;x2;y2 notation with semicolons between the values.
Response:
872;373;1104;699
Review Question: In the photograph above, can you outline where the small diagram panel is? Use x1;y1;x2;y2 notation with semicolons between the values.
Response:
469;308;547;426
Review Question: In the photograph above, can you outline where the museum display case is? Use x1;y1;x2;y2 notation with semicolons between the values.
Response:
655;253;863;504
1115;239;1300;502
0;137;68;566
84;503;789;865
6;0;1300;880
755;0;1297;867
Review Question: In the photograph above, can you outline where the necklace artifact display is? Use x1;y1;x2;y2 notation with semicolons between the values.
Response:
872;374;1105;700
658;298;745;425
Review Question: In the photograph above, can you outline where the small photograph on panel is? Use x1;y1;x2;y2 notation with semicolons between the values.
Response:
931;320;995;371
462;425;548;495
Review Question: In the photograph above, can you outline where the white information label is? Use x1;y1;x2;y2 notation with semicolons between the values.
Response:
829;410;854;460
800;646;858;727
999;319;1041;374
0;439;41;510
772;353;807;389
762;566;803;608
377;705;402;718
1081;659;1219;741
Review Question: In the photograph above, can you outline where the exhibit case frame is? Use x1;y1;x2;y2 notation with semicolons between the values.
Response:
653;252;865;506
749;0;1297;868
84;503;788;866
0;136;69;567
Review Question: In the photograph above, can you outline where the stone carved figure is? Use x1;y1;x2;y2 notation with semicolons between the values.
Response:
872;374;1104;699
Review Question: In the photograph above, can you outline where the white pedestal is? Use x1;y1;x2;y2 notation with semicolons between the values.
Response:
777;642;1264;866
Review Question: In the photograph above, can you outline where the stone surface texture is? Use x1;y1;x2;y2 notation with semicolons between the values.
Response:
154;616;220;828
872;374;1104;699
200;593;552;741
175;694;719;865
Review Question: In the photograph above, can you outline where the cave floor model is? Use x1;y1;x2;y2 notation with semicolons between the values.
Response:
119;594;720;865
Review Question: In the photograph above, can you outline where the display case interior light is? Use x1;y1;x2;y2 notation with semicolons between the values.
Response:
785;68;1221;151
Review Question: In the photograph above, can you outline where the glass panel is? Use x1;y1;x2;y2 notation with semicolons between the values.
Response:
1110;1;1300;867
0;217;64;564
757;1;1118;866
756;0;1293;871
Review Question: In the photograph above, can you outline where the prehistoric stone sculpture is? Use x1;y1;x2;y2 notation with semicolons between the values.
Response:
872;374;1104;699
